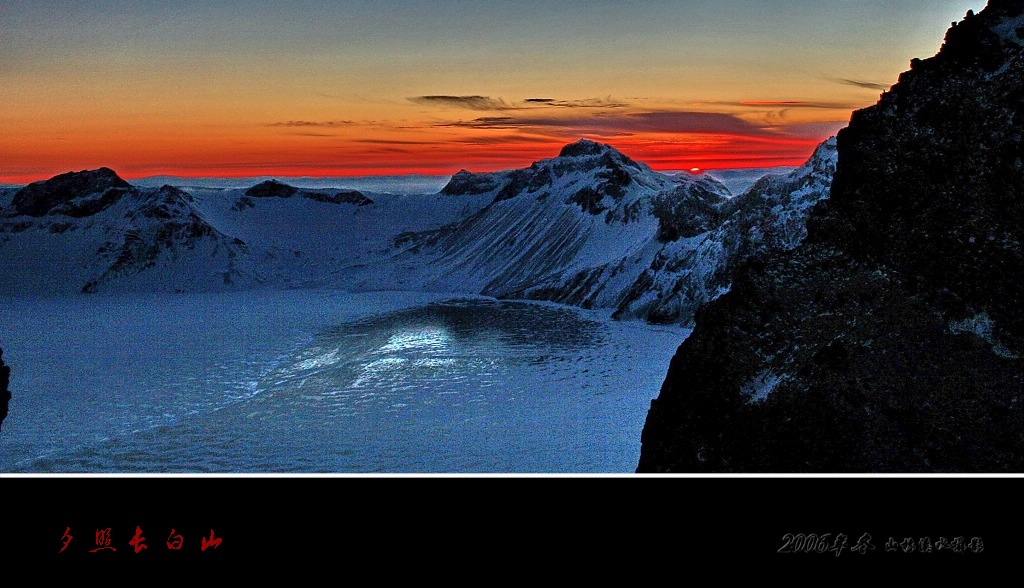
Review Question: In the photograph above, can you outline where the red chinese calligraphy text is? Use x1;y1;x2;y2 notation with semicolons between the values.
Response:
201;529;222;552
129;526;147;554
89;528;116;553
166;528;183;550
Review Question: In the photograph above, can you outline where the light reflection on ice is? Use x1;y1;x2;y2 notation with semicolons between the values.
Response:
379;326;451;353
293;349;343;371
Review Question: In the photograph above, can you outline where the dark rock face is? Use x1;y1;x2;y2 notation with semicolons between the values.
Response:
565;155;637;215
0;347;10;432
494;170;531;203
638;1;1024;473
651;184;727;242
245;180;298;198
11;168;131;216
309;190;373;206
241;180;372;206
559;138;610;158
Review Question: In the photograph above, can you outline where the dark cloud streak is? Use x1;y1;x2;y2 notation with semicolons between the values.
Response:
269;120;354;127
830;78;890;91
735;100;863;109
409;95;512;111
354;138;436;145
410;95;629;111
531;97;629;109
435;110;773;137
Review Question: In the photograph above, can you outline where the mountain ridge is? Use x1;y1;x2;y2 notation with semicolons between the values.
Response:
388;137;835;324
1;138;836;327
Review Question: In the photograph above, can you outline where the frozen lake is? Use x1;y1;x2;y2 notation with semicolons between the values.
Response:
0;290;688;473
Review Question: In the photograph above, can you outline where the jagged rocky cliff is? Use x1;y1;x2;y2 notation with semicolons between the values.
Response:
638;1;1024;472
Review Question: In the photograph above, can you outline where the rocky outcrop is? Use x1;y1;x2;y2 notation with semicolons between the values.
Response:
11;167;131;217
245;180;299;198
82;185;251;293
0;347;10;432
241;180;372;207
638;1;1024;472
440;170;504;196
305;190;373;206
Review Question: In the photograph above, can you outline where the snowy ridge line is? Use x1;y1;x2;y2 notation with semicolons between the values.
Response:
0;138;837;325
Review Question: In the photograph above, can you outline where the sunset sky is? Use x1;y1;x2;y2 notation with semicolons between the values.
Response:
0;0;987;182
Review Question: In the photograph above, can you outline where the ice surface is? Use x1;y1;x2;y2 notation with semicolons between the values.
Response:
0;291;687;472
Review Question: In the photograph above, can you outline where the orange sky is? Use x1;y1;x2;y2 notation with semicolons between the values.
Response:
0;1;986;183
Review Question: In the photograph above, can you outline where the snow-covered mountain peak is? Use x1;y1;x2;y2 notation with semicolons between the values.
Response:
11;167;132;217
438;140;663;216
551;139;642;173
126;184;199;220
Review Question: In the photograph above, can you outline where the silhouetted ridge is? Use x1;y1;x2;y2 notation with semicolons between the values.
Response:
440;170;501;196
245;180;299;198
12;168;131;216
558;139;611;158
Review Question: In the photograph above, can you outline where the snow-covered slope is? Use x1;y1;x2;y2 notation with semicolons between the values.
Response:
188;180;494;289
386;140;718;302
0;169;494;295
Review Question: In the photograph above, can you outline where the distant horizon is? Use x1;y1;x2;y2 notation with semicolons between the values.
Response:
0;156;808;185
1;140;800;186
1;1;984;183
3;162;800;184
